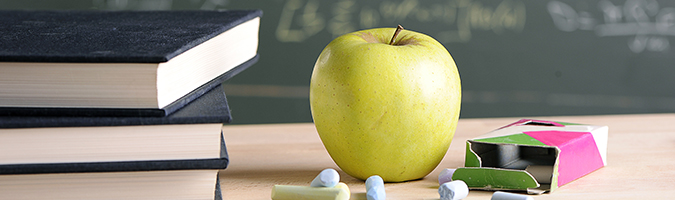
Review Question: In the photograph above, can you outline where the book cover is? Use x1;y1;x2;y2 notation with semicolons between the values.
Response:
0;10;262;112
0;10;262;63
0;81;232;129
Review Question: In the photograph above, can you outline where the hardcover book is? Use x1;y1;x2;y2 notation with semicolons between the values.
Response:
0;169;225;200
0;84;231;165
0;10;262;116
0;55;257;117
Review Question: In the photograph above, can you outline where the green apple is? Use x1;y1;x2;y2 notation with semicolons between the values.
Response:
309;25;461;182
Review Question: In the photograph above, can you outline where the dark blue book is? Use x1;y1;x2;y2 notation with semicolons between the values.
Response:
0;83;231;166
0;10;261;117
0;83;233;128
0;83;231;199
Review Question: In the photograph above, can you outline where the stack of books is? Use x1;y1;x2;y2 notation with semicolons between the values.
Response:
0;10;262;199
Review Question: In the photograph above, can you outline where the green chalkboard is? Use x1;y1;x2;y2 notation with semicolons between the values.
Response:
3;0;675;124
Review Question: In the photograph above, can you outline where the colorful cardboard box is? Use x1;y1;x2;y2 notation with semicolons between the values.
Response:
451;119;608;194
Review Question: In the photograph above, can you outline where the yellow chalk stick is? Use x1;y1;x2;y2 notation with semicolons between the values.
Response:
271;182;350;200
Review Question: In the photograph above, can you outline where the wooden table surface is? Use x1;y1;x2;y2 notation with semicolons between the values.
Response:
218;114;675;199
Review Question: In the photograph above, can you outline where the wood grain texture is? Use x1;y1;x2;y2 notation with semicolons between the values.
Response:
219;114;675;199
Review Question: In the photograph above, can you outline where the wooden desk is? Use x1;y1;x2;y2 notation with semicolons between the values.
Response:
219;114;675;199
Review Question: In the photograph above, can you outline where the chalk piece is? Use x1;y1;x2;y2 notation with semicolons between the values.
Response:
365;175;385;200
491;191;534;200
365;175;383;189
311;168;340;187
439;180;468;200
438;168;457;185
271;182;350;200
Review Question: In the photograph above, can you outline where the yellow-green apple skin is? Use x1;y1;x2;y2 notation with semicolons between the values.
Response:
309;27;461;182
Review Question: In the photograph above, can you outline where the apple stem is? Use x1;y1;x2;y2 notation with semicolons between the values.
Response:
389;25;404;45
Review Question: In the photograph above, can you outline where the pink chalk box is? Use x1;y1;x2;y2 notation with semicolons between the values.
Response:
451;119;608;194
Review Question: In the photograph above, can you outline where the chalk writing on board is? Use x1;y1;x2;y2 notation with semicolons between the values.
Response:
276;0;325;42
275;0;526;43
91;0;230;10
548;0;675;53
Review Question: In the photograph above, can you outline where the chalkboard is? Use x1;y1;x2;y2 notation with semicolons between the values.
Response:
3;0;675;124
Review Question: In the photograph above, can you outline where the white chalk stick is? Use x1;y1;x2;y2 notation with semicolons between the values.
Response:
491;191;534;200
271;182;350;200
365;175;383;189
439;180;469;200
311;168;340;187
438;168;457;185
365;175;385;200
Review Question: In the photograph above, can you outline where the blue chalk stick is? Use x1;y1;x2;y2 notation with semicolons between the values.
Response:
365;175;385;200
311;168;340;187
